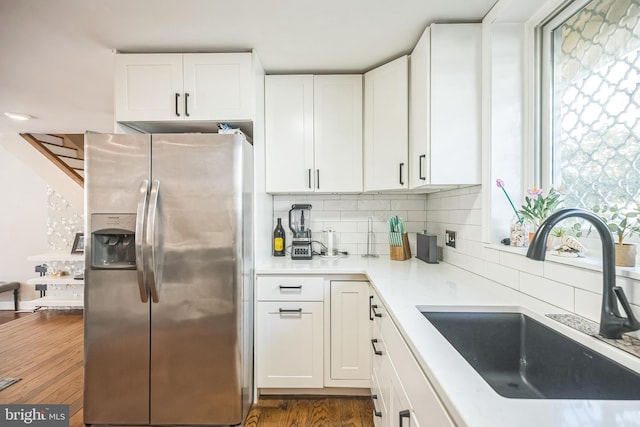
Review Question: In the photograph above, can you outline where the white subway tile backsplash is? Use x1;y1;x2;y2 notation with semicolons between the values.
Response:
324;199;358;210
425;185;640;324
574;289;601;322
273;193;427;256
499;252;544;277
543;262;602;294
358;199;391;211
519;273;574;312
481;261;520;290
407;210;427;222
390;199;426;211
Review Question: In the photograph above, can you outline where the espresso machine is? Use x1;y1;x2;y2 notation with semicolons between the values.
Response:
288;204;313;260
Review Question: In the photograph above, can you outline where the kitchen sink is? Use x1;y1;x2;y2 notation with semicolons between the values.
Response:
420;310;640;400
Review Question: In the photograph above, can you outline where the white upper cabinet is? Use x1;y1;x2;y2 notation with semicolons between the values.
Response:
409;24;481;188
265;74;363;193
115;53;253;122
265;75;315;193
364;56;409;192
313;75;363;193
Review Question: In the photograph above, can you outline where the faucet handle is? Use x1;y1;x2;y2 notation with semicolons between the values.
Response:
613;286;640;330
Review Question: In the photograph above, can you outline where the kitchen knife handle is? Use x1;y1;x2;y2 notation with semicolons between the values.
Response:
185;92;190;117
399;163;405;186
147;179;161;303
135;179;150;303
419;154;426;180
175;93;181;117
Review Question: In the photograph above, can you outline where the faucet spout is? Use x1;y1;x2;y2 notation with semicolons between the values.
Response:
525;208;640;339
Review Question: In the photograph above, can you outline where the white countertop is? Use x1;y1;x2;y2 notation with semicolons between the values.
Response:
256;255;640;427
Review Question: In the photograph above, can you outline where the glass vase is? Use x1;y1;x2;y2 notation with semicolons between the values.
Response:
510;220;529;247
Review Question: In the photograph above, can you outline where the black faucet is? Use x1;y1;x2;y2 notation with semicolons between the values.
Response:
526;208;640;339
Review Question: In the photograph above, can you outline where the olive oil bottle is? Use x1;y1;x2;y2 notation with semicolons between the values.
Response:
273;217;285;256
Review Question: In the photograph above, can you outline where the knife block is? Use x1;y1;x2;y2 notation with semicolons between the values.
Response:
390;233;412;261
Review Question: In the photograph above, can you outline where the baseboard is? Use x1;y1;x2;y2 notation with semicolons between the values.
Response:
0;301;17;311
258;387;371;397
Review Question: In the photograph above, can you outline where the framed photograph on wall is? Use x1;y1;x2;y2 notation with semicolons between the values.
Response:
71;233;85;254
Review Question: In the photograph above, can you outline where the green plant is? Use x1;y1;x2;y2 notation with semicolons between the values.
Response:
551;223;583;238
519;187;563;228
592;204;640;246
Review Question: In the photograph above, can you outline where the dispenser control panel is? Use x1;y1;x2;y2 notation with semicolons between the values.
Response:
90;213;137;270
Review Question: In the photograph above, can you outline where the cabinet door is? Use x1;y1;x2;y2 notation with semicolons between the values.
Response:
265;75;315;193
256;301;323;388
314;75;363;192
409;27;431;188
430;23;481;185
388;364;420;427
114;54;183;122
183;53;252;121
364;56;409;191
330;281;370;380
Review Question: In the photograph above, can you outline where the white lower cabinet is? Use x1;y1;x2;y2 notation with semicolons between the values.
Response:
256;275;371;390
372;288;455;427
330;281;371;381
256;301;324;388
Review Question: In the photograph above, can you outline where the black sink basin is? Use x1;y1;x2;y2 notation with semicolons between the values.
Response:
421;311;640;400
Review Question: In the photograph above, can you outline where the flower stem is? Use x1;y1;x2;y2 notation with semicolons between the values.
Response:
501;187;523;224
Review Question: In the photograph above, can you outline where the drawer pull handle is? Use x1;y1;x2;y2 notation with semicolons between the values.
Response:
279;285;303;290
399;409;410;426
371;395;382;418
371;304;382;318
279;308;303;314
371;338;382;356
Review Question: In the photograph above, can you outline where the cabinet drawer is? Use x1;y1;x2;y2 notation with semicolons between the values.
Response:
257;276;324;301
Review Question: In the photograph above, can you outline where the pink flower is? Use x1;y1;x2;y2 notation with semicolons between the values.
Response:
496;179;504;188
528;187;543;197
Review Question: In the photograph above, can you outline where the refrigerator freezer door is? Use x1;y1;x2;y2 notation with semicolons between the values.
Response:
149;134;247;425
84;134;152;425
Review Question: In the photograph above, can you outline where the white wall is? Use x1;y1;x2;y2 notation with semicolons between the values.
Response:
0;143;49;305
0;134;83;307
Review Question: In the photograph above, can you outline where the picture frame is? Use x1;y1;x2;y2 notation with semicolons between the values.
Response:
71;233;85;254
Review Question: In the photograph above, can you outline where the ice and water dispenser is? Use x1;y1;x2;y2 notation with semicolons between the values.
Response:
90;214;136;269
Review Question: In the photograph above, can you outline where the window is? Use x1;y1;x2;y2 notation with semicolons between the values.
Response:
540;0;640;212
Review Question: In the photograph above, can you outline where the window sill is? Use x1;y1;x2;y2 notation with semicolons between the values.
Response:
483;243;640;282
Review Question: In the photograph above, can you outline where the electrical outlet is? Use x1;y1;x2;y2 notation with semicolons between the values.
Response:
445;230;456;248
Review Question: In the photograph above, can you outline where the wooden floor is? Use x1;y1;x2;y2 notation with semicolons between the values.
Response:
0;310;374;427
0;310;85;426
245;396;374;427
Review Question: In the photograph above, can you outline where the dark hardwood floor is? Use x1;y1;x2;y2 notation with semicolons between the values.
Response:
0;310;374;427
245;396;374;427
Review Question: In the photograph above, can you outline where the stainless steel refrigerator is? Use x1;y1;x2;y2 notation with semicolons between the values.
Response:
83;133;253;426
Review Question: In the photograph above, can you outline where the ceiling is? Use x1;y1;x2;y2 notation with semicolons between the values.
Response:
0;0;496;135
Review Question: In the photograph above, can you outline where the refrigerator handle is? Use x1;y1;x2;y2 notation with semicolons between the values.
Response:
135;179;150;303
146;179;161;303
